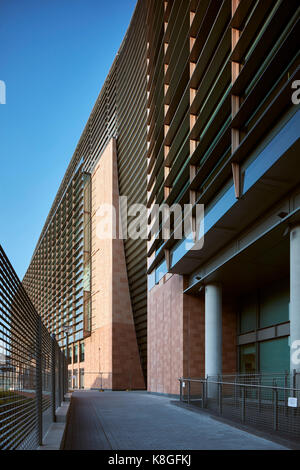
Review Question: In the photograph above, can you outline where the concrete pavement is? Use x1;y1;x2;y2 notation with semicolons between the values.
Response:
63;391;288;450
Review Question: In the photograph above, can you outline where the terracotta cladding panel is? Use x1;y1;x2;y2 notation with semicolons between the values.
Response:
89;139;145;390
148;274;185;395
116;0;147;383
91;141;114;331
183;293;205;379
112;322;145;390
148;275;238;394
84;325;113;389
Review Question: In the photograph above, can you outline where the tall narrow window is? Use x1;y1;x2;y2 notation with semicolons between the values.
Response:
240;344;256;374
68;346;72;365
80;342;85;362
74;344;78;363
80;368;84;389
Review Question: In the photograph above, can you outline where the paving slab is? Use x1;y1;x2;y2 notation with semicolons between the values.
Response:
38;400;71;450
63;391;289;450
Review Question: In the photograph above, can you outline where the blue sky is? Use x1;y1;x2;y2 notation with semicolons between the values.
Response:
0;0;137;279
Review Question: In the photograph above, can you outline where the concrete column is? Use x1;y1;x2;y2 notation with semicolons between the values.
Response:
205;283;222;378
290;225;300;377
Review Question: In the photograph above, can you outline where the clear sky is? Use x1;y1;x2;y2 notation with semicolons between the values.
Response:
0;0;137;279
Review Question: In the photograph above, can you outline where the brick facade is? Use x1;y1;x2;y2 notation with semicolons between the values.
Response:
84;139;145;390
148;274;237;395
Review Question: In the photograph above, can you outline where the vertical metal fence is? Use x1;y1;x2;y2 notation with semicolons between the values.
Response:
0;245;67;450
179;373;300;443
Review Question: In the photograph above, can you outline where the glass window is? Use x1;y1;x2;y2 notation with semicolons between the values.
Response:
240;343;256;373
74;344;78;363
68;346;72;365
243;110;300;194
259;337;290;373
80;342;85;362
68;370;72;389
155;260;168;284
73;370;78;389
259;279;289;329
171;237;188;268
204;184;236;235
80;368;84;389
240;295;257;333
148;271;155;291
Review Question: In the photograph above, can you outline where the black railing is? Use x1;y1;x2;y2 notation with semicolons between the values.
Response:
179;373;300;442
0;245;67;450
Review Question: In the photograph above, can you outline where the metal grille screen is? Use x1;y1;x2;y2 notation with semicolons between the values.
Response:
0;245;66;450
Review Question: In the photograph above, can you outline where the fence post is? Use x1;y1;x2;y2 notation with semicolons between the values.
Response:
57;344;62;406
234;377;237;408
218;382;222;415
58;350;62;406
292;369;297;418
65;354;68;396
59;351;62;402
273;388;278;431
187;380;190;405
202;381;205;408
64;355;68;396
61;352;65;400
51;334;56;423
62;353;65;397
179;379;182;401
241;386;246;423
293;369;296;397
258;375;261;413
284;371;288;417
36;317;43;446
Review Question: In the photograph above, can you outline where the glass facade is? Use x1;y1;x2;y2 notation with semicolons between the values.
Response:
23;166;92;359
238;278;290;374
239;279;289;332
68;346;72;365
240;294;257;334
259;337;290;373
83;173;92;338
240;344;256;374
68;369;72;390
79;342;84;362
259;282;289;329
73;369;78;389
74;344;78;363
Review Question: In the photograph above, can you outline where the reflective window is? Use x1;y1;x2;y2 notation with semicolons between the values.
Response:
68;346;72;364
240;344;256;373
259;337;290;373
155;260;167;284
240;295;257;333
244;110;300;194
80;368;84;389
80;342;85;362
74;344;78;363
73;369;78;389
259;280;289;329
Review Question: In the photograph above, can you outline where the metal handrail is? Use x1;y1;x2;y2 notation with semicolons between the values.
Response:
209;372;291;376
179;375;300;440
179;377;300;392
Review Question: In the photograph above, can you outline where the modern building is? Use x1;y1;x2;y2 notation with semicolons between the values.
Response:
23;0;148;390
23;0;300;395
146;0;300;395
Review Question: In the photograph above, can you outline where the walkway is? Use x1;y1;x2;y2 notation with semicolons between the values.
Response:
63;391;288;450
